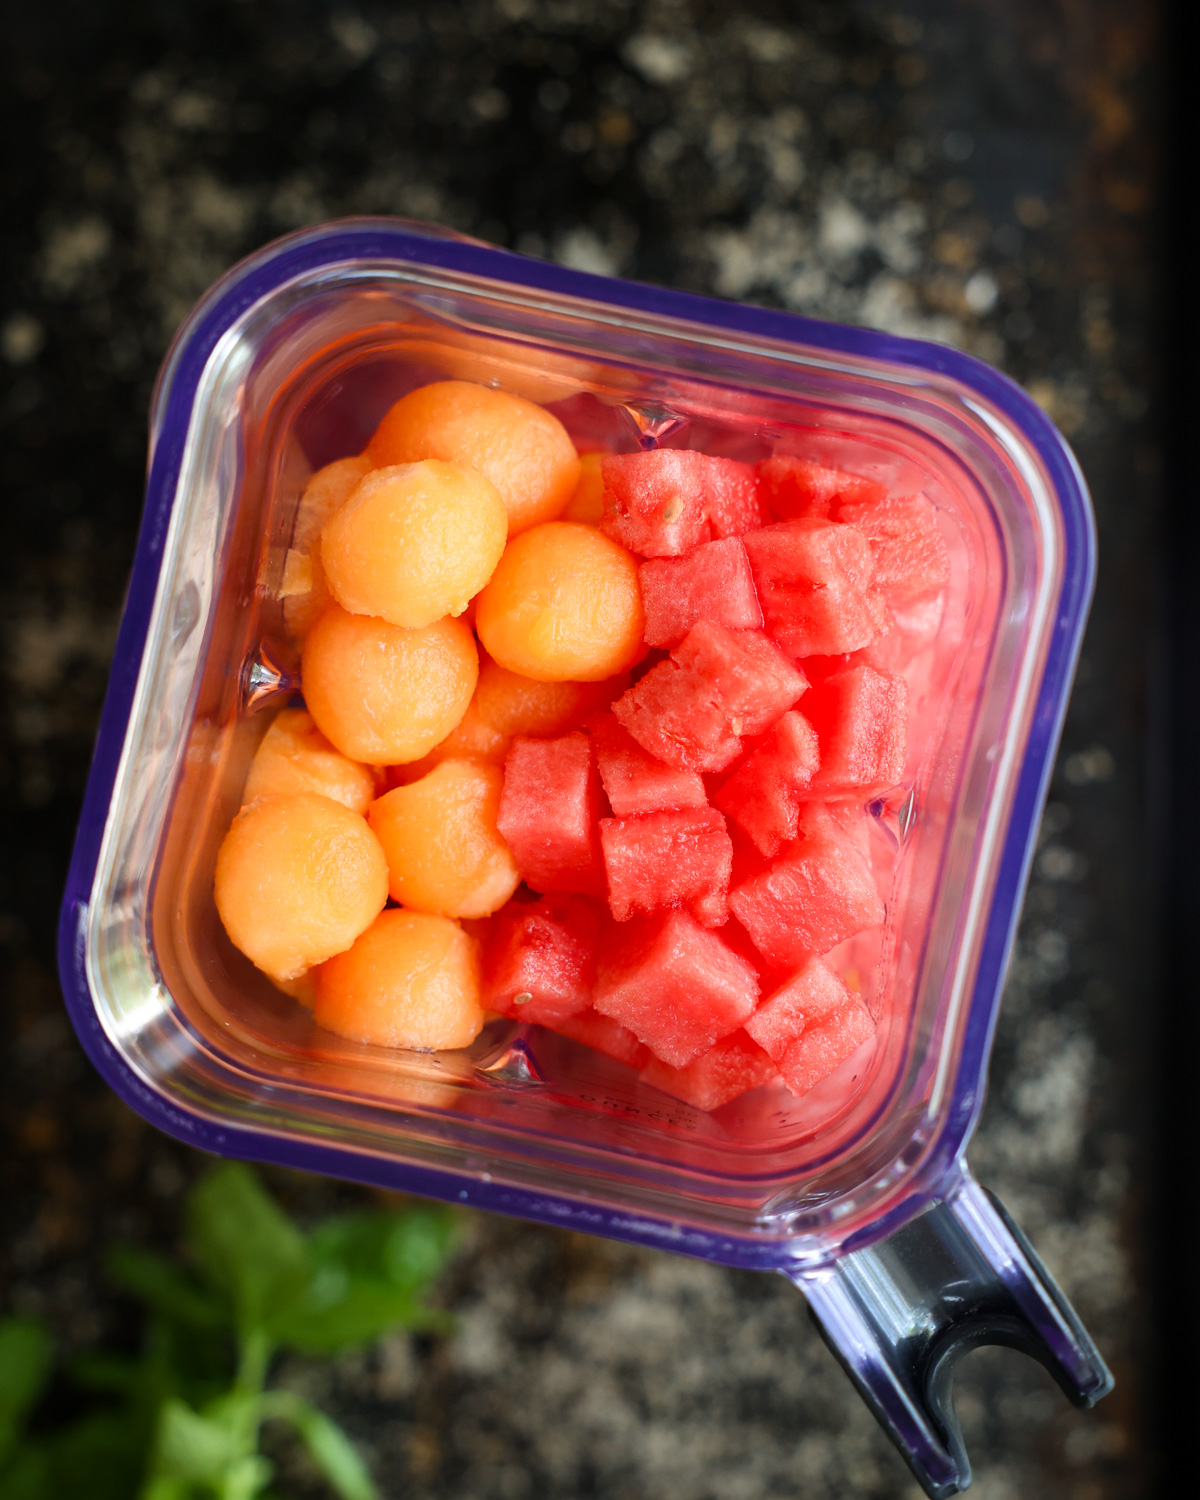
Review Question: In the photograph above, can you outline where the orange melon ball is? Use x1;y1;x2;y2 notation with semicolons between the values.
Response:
562;452;606;524
386;695;511;787
320;460;507;629
367;759;519;918
214;792;388;982
475;522;645;682
367;380;580;535
313;908;484;1050
302;605;478;765
243;708;378;814
474;658;627;739
273;971;318;1008
281;454;372;641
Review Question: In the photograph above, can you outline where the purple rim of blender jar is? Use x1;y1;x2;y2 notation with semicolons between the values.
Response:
57;219;1096;1271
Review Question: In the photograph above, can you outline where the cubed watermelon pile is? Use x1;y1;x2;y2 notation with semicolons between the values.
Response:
481;445;952;1113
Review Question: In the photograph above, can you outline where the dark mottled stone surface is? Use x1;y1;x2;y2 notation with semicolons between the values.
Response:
1;3;1157;1496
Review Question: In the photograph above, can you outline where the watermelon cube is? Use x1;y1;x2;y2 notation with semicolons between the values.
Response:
599;806;733;926
496;733;606;896
743;519;883;658
712;710;820;856
757;456;887;521
866;593;945;675
482;894;601;1025
613;621;808;773
600;450;713;557
802;665;908;796
744;957;854;1060
729;824;884;968
593;910;760;1066
778;998;875;1098
551;1007;650;1070
797;800;873;864
639;537;763;648
837;493;949;604
588;712;708;817
640;1030;777;1111
702;458;770;538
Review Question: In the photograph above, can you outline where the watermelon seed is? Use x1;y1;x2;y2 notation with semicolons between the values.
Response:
731;717;744;736
513;991;533;1005
661;495;683;523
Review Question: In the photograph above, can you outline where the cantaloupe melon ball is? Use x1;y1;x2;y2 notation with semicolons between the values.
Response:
368;759;520;918
476;521;644;682
388;658;630;786
302;605;478;765
313;907;485;1050
243;708;378;815
214;792;388;982
320;460;507;629
367;380;580;536
562;451;606;524
385;694;510;787
474;658;626;738
281;454;373;642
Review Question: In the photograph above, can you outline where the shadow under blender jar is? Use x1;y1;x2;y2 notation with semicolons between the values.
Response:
58;219;1111;1498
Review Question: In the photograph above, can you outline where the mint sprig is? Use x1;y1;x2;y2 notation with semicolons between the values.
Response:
0;1163;456;1500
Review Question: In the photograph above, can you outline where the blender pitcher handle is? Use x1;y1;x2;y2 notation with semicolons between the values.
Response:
788;1170;1112;1498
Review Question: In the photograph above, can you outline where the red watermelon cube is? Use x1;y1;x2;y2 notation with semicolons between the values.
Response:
593;910;760;1067
702;458;769;537
866;592;945;676
599;806;733;926
588;712;708;817
742;518;884;658
638;537;763;647
796;800;874;864
640;1030;777;1111
837;493;949;604
743;957;854;1060
497;733;606;896
551;1007;650;1070
482;894;600;1025
600;450;713;556
613;621;808;773
802;665;908;796
712;710;820;856
779;998;875;1098
757;456;887;521
728;823;884;968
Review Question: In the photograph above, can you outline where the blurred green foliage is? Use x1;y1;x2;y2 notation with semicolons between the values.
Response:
0;1163;456;1499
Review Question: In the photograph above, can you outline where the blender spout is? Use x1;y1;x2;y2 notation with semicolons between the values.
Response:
788;1169;1113;1497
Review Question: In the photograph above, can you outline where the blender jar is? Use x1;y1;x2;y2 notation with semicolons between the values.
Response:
58;219;1109;1497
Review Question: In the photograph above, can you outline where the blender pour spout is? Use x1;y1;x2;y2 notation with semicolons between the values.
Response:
789;1168;1113;1497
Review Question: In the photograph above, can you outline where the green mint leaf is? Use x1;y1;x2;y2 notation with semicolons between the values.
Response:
0;1318;54;1463
137;1480;193;1500
106;1246;228;1331
308;1208;456;1297
151;1396;254;1486
261;1393;376;1500
270;1281;423;1356
274;1206;456;1353
186;1165;309;1340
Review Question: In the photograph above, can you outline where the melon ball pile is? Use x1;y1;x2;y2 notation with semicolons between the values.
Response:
216;376;953;1115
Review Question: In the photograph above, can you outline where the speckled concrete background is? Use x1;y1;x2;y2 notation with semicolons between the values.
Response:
0;2;1156;1496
